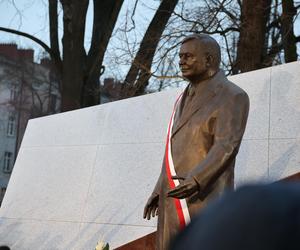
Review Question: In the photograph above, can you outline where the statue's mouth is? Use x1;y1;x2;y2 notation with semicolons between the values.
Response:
180;68;189;71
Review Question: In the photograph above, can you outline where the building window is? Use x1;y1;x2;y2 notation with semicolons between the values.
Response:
10;85;18;101
7;113;16;136
3;152;13;173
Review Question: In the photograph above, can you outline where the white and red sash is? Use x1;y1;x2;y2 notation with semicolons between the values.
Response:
165;93;191;229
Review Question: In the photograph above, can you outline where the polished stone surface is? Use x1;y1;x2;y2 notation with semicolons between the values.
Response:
1;146;98;222
82;143;163;227
269;62;300;139
228;67;271;140
21;105;109;147
235;139;269;187
0;219;80;249
269;138;300;181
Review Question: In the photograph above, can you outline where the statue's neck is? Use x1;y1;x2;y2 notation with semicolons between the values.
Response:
190;68;219;85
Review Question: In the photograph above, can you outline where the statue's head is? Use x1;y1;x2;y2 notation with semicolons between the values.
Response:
179;34;221;83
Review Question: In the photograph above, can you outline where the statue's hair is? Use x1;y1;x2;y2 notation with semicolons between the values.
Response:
181;34;221;68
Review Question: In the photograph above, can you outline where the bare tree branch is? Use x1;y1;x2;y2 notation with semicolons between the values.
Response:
127;0;138;32
0;27;55;60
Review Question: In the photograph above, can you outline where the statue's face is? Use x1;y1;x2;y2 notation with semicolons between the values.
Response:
179;39;208;82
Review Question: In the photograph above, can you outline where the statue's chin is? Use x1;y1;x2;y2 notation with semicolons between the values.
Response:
181;71;192;79
182;74;194;82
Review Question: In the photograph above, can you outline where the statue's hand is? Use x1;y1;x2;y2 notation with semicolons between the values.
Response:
167;175;198;199
143;193;159;220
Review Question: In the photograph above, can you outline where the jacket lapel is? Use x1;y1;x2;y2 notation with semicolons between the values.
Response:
172;71;224;137
173;86;189;125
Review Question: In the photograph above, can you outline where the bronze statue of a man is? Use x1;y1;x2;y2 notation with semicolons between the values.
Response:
143;34;249;250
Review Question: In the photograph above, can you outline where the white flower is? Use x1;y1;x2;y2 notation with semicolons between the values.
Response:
95;241;106;250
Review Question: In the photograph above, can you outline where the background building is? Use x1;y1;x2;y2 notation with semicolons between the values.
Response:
100;78;123;103
0;44;60;204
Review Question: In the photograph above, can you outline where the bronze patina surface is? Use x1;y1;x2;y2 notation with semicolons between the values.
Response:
143;34;250;250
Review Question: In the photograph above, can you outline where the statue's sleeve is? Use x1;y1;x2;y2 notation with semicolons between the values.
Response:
151;156;165;196
190;91;249;194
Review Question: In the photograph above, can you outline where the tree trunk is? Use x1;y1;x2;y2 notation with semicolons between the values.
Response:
234;0;272;73
281;0;298;63
60;0;89;111
122;0;179;98
82;0;124;107
60;0;123;111
49;0;62;74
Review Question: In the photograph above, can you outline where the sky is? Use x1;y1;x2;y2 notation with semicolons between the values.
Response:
0;1;51;53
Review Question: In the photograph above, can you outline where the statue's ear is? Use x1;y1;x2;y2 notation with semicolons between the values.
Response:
206;54;214;67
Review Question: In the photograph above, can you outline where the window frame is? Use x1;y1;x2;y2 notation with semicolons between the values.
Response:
3;151;13;173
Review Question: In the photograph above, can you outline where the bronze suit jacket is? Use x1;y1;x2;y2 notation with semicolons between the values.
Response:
153;70;249;250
